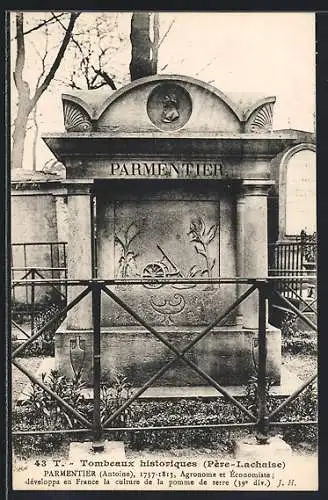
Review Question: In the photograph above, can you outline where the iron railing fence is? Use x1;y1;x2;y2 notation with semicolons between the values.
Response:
268;241;316;298
11;276;317;449
11;242;68;337
11;267;67;339
11;241;67;273
11;242;68;311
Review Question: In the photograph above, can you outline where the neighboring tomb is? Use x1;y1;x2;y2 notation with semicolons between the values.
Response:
269;135;316;242
43;75;305;387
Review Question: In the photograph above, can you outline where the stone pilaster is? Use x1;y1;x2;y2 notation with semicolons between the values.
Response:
66;181;93;329
54;192;68;244
235;192;245;326
240;180;273;329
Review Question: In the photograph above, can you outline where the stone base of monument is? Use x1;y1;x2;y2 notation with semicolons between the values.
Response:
69;440;126;462
55;325;281;387
234;435;292;459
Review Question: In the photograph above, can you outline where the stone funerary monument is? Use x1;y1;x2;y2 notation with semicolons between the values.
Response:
43;75;302;388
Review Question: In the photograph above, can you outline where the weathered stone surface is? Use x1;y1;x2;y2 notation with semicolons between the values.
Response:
234;435;292;459
96;181;236;327
60;75;277;135
55;326;281;387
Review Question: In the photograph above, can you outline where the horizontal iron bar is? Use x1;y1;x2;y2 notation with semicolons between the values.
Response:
272;290;317;331
12;428;91;436
12;241;67;246
269;373;317;420
12;359;93;428
101;285;257;427
12;420;318;436
11;269;33;289
12;267;67;272
12;286;90;358
268;269;316;274
11;276;316;286
33;268;67;299
270;420;318;427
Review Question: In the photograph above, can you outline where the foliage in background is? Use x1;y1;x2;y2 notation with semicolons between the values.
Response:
12;301;66;356
281;310;317;354
20;370;86;429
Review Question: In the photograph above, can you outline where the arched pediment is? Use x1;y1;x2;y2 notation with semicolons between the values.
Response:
62;75;276;135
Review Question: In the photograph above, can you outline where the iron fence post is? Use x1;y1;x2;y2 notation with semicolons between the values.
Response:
92;282;103;451
256;280;269;442
31;268;35;336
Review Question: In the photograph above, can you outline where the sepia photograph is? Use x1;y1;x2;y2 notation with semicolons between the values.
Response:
9;10;317;492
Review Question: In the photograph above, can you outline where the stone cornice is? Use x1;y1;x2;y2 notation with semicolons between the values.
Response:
43;133;299;161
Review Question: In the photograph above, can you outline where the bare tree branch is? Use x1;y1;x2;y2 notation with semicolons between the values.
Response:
91;66;116;90
10;12;66;40
22;13;66;37
13;12;27;95
160;56;185;72
195;55;219;76
158;17;175;49
32;12;80;105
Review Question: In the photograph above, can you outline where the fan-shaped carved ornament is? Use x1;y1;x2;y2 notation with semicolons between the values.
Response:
63;100;92;132
246;102;273;132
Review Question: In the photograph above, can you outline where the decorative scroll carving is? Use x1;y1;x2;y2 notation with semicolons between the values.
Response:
63;100;92;132
246;102;273;133
150;293;185;325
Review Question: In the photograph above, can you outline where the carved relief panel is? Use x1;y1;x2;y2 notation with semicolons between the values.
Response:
96;181;236;327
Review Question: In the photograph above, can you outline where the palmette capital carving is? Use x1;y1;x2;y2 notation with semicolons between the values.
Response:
63;100;93;132
245;102;274;133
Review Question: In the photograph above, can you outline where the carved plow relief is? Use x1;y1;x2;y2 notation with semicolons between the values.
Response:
114;216;219;288
113;213;220;325
142;244;195;289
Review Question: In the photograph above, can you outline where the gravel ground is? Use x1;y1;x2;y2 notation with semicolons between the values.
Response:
11;357;47;406
282;353;317;382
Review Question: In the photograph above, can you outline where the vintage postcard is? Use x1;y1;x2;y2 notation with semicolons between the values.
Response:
9;11;317;492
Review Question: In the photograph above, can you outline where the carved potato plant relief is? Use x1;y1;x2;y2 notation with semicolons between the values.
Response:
187;216;218;288
114;222;140;278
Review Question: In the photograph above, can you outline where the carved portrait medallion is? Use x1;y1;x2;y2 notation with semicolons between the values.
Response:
147;83;192;131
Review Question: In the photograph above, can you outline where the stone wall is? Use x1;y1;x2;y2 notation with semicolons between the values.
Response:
11;182;68;304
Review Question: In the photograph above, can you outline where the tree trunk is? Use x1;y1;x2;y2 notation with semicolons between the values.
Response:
12;103;30;170
129;12;153;81
32;105;39;171
151;13;159;75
